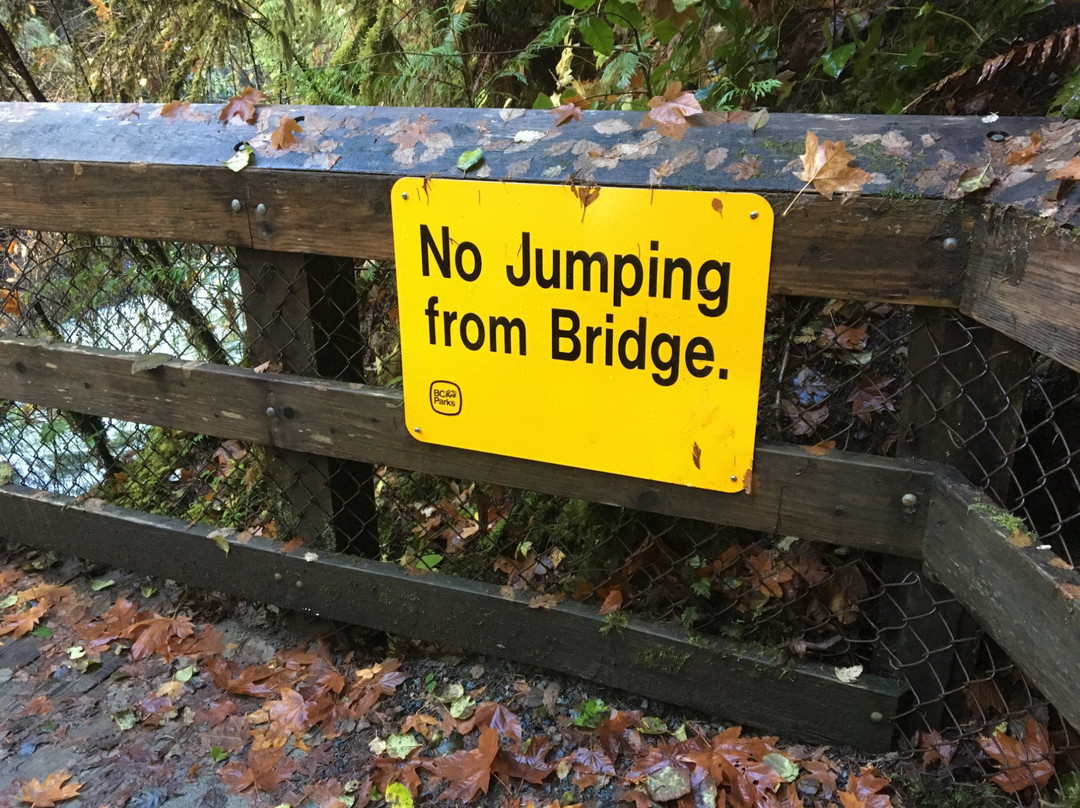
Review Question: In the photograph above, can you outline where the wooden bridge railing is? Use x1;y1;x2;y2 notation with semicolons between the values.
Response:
0;102;1077;752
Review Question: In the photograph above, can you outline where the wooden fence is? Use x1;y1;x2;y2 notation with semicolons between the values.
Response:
0;102;1077;753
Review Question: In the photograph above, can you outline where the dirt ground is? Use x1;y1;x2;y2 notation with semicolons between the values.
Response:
0;540;927;808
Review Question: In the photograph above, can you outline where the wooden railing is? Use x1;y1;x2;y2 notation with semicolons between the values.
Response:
0;102;1077;751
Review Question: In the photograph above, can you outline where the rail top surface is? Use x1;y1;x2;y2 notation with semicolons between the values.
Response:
0;102;1073;218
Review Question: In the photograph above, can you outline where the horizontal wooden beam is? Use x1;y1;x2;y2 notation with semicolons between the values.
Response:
0;102;1046;307
0;483;904;750
923;469;1080;732
0;338;932;556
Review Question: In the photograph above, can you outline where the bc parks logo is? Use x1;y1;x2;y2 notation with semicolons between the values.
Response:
430;381;462;415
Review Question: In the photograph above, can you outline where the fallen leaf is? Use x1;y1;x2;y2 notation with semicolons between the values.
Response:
794;131;872;199
691;441;702;469
640;82;703;140
711;198;723;216
599;589;623;615
550;102;584;126
423;726;498;802
747;108;769;133
224;143;254;172
457;148;484;173
594;118;632;135
529;593;563;610
835;664;863;683
17;772;83;807
219;747;297;793
726;155;761;181
704;147;729;170
803;440;837;456
270;116;303;151
742;468;754;495
218;87;266;125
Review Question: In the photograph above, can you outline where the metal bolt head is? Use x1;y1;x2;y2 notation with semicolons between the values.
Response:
265;406;276;418
750;211;759;220
730;475;738;482
230;199;243;213
401;192;409;200
870;711;884;723
274;572;282;581
295;579;303;588
413;426;422;433
942;237;959;251
901;493;918;509
256;203;267;216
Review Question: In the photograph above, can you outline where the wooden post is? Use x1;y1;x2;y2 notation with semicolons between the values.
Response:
236;249;378;555
877;307;1030;732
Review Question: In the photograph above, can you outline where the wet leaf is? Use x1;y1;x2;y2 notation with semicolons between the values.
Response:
218;87;266;125
422;726;498;802
978;716;1054;793
270;116;303;151
640;81;703;140
599;589;623;615
224;143;254;173
89;578;114;591
725;155;761;181
16;771;82;807
763;752;800;782
387;732;421;759
457;148;484;173
794;131;872;199
645;763;691;802
385;782;414;808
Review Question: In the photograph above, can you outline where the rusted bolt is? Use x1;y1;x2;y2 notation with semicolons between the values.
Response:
265;406;276;418
942;237;959;251
230;199;243;213
256;203;268;216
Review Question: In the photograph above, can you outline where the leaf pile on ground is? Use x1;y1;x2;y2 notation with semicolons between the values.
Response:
0;542;1050;808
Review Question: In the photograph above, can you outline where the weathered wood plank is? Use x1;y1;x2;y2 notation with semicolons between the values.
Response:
961;214;1080;374
0;103;1041;306
0;483;905;749
0;338;932;556
923;469;1080;733
0;160;251;247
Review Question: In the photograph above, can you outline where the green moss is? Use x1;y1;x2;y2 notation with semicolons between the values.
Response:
968;501;1029;535
892;774;1011;808
637;644;691;673
599;612;630;636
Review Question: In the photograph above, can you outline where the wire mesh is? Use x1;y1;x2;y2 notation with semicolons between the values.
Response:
0;228;1077;799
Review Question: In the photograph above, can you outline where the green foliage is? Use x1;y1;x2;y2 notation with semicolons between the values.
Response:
893;773;1012;808
570;697;609;728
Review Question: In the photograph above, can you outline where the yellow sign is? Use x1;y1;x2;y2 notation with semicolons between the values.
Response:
391;179;774;493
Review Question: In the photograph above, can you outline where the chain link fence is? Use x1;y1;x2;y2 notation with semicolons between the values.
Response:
0;228;1076;799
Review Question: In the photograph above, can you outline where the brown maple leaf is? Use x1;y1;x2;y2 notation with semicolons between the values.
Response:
640;81;703;140
917;729;957;768
219;747;297;793
848;375;896;424
218;87;266;125
839;767;894;808
794;131;872;199
492;737;557;784
979;716;1055;794
599;589;623;615
271;116;304;151
16;771;82;807
550;101;584;126
726;155;761;181
0;601;48;638
468;701;523;742
160;101;209;123
123;614;195;660
423;726;499;802
267;686;315;741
